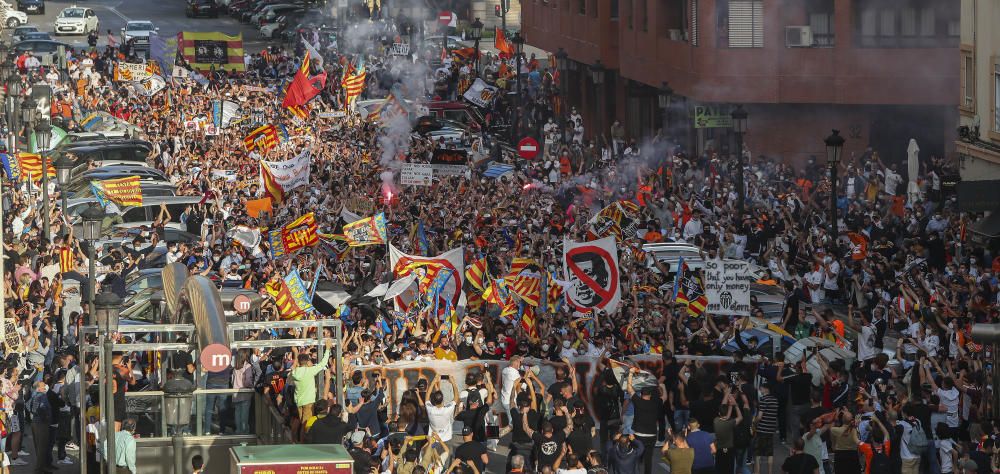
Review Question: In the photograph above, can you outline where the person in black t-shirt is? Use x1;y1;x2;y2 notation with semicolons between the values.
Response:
456;329;482;360
782;438;819;474
454;426;489;473
508;393;540;470
567;401;597;459
523;414;573;470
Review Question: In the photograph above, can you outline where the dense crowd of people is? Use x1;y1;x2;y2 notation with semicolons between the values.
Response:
0;12;996;474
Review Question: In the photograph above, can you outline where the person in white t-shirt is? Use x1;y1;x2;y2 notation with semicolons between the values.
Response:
924;358;961;430
424;374;460;442
935;425;957;474
500;356;523;414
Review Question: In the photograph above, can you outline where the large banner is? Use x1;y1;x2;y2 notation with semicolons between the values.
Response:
462;78;499;108
264;269;314;319
400;163;433;186
389;245;464;311
260;149;310;193
588;200;641;242
244;124;280;153
702;259;753;316
269;213;319;258
343;213;388;247
563;237;621;314
91;176;143;207
178;31;246;72
353;355;745;425
430;149;468;176
113;62;155;82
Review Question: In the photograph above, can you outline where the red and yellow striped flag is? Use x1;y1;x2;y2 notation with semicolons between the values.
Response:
464;257;488;292
18;153;54;182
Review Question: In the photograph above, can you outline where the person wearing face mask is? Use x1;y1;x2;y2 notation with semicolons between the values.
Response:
456;328;482;361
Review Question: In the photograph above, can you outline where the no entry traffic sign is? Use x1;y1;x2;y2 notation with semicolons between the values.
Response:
200;343;232;373
438;11;454;26
517;137;539;160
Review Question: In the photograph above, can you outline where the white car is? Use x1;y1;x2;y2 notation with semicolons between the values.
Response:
0;2;27;28
53;6;97;35
121;20;157;42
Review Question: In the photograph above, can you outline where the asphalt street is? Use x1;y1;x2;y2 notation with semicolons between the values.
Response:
6;0;279;52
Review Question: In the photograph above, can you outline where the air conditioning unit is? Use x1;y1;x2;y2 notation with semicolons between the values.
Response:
785;26;814;47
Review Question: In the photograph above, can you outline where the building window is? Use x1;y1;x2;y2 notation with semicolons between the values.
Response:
638;0;647;31
589;0;597;17
960;46;974;115
723;0;763;48
625;0;633;28
856;0;959;48
611;0;619;19
994;59;1000;133
690;0;699;45
806;0;835;46
578;0;585;15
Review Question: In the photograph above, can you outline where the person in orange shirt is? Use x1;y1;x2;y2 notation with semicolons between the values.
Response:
643;223;662;243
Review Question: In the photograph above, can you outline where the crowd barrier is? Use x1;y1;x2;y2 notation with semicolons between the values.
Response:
354;354;742;418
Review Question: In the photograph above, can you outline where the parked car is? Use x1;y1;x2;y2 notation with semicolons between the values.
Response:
10;24;38;42
11;39;69;63
16;0;42;15
63;165;170;198
19;31;48;41
0;5;28;28
185;0;219;18
57;143;152;174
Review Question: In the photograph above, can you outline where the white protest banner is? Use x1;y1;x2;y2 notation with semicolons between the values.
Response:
115;62;154;82
317;111;346;119
702;258;754;316
389;43;410;56
260;149;311;193
400;163;432;186
462;78;499;108
563;236;621;314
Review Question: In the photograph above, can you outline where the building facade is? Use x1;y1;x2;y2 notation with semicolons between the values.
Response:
956;0;1000;242
522;0;959;163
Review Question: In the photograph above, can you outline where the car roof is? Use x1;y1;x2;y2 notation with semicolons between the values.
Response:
63;142;151;152
71;165;167;180
58;139;152;151
14;40;69;48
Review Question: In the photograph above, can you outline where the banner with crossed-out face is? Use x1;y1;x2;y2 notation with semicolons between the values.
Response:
563;236;620;315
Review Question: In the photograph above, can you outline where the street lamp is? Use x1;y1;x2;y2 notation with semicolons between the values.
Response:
470;17;483;75
0;55;10;82
5;74;21;154
731;105;748;215
94;290;121;474
54;153;74;214
510;31;525;143
824;129;845;233
81;203;105;317
554;48;569;93
20;95;37;129
658;81;673;134
589;60;606;136
34;119;52;241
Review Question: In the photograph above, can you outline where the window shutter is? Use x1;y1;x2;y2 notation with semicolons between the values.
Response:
728;0;762;48
994;57;1000;132
689;0;699;46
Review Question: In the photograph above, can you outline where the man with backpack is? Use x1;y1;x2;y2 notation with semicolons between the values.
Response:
897;406;928;474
